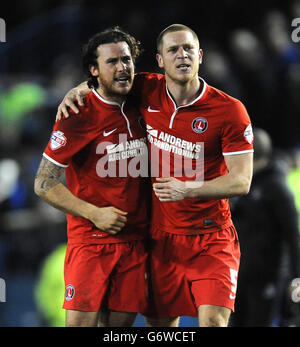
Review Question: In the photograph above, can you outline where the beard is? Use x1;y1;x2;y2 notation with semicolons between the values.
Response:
98;71;133;98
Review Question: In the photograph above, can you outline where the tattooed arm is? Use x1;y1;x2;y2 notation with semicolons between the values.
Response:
34;157;127;234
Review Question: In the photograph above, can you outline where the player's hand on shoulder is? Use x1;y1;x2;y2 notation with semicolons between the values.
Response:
89;206;128;235
56;86;90;121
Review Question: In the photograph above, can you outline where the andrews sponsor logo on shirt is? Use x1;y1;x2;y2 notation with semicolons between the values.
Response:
146;124;202;159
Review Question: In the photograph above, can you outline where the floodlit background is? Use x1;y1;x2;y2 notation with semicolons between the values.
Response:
0;0;300;327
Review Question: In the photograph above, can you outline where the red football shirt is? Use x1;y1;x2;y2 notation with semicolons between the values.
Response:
43;89;151;244
133;72;253;235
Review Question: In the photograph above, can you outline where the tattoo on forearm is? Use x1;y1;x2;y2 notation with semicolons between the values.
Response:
35;157;64;195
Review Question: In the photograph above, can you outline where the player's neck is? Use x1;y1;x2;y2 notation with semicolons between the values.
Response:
96;87;126;106
166;76;202;107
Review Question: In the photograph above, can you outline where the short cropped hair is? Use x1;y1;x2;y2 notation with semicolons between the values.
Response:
82;26;142;89
156;24;199;53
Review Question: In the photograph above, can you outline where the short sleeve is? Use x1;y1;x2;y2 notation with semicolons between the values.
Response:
221;100;254;156
43;109;98;167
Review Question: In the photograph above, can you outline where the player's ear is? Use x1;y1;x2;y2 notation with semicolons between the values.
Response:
199;49;203;65
89;64;99;77
156;53;164;69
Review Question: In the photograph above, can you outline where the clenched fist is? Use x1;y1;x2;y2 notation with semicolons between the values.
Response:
88;206;128;235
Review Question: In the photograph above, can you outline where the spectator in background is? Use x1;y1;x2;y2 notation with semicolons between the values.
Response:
35;243;66;327
230;127;300;327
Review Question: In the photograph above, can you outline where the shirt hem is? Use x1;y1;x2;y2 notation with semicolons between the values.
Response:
151;219;233;235
43;152;68;168
222;149;254;156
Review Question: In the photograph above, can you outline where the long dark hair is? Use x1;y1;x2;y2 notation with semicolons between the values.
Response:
82;26;142;89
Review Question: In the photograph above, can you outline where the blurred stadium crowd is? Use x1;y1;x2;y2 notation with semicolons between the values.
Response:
0;0;300;327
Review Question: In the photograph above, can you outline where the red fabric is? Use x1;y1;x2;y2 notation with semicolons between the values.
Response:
63;240;149;313
134;72;253;235
149;226;240;317
43;90;151;244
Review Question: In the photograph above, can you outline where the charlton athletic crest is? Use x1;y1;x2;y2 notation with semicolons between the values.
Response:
65;284;75;301
50;131;67;150
192;117;208;133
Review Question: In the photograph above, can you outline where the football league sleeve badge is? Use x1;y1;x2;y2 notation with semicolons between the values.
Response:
50;131;67;150
244;124;253;144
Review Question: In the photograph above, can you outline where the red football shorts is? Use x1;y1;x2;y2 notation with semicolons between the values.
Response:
63;239;149;314
149;226;240;318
